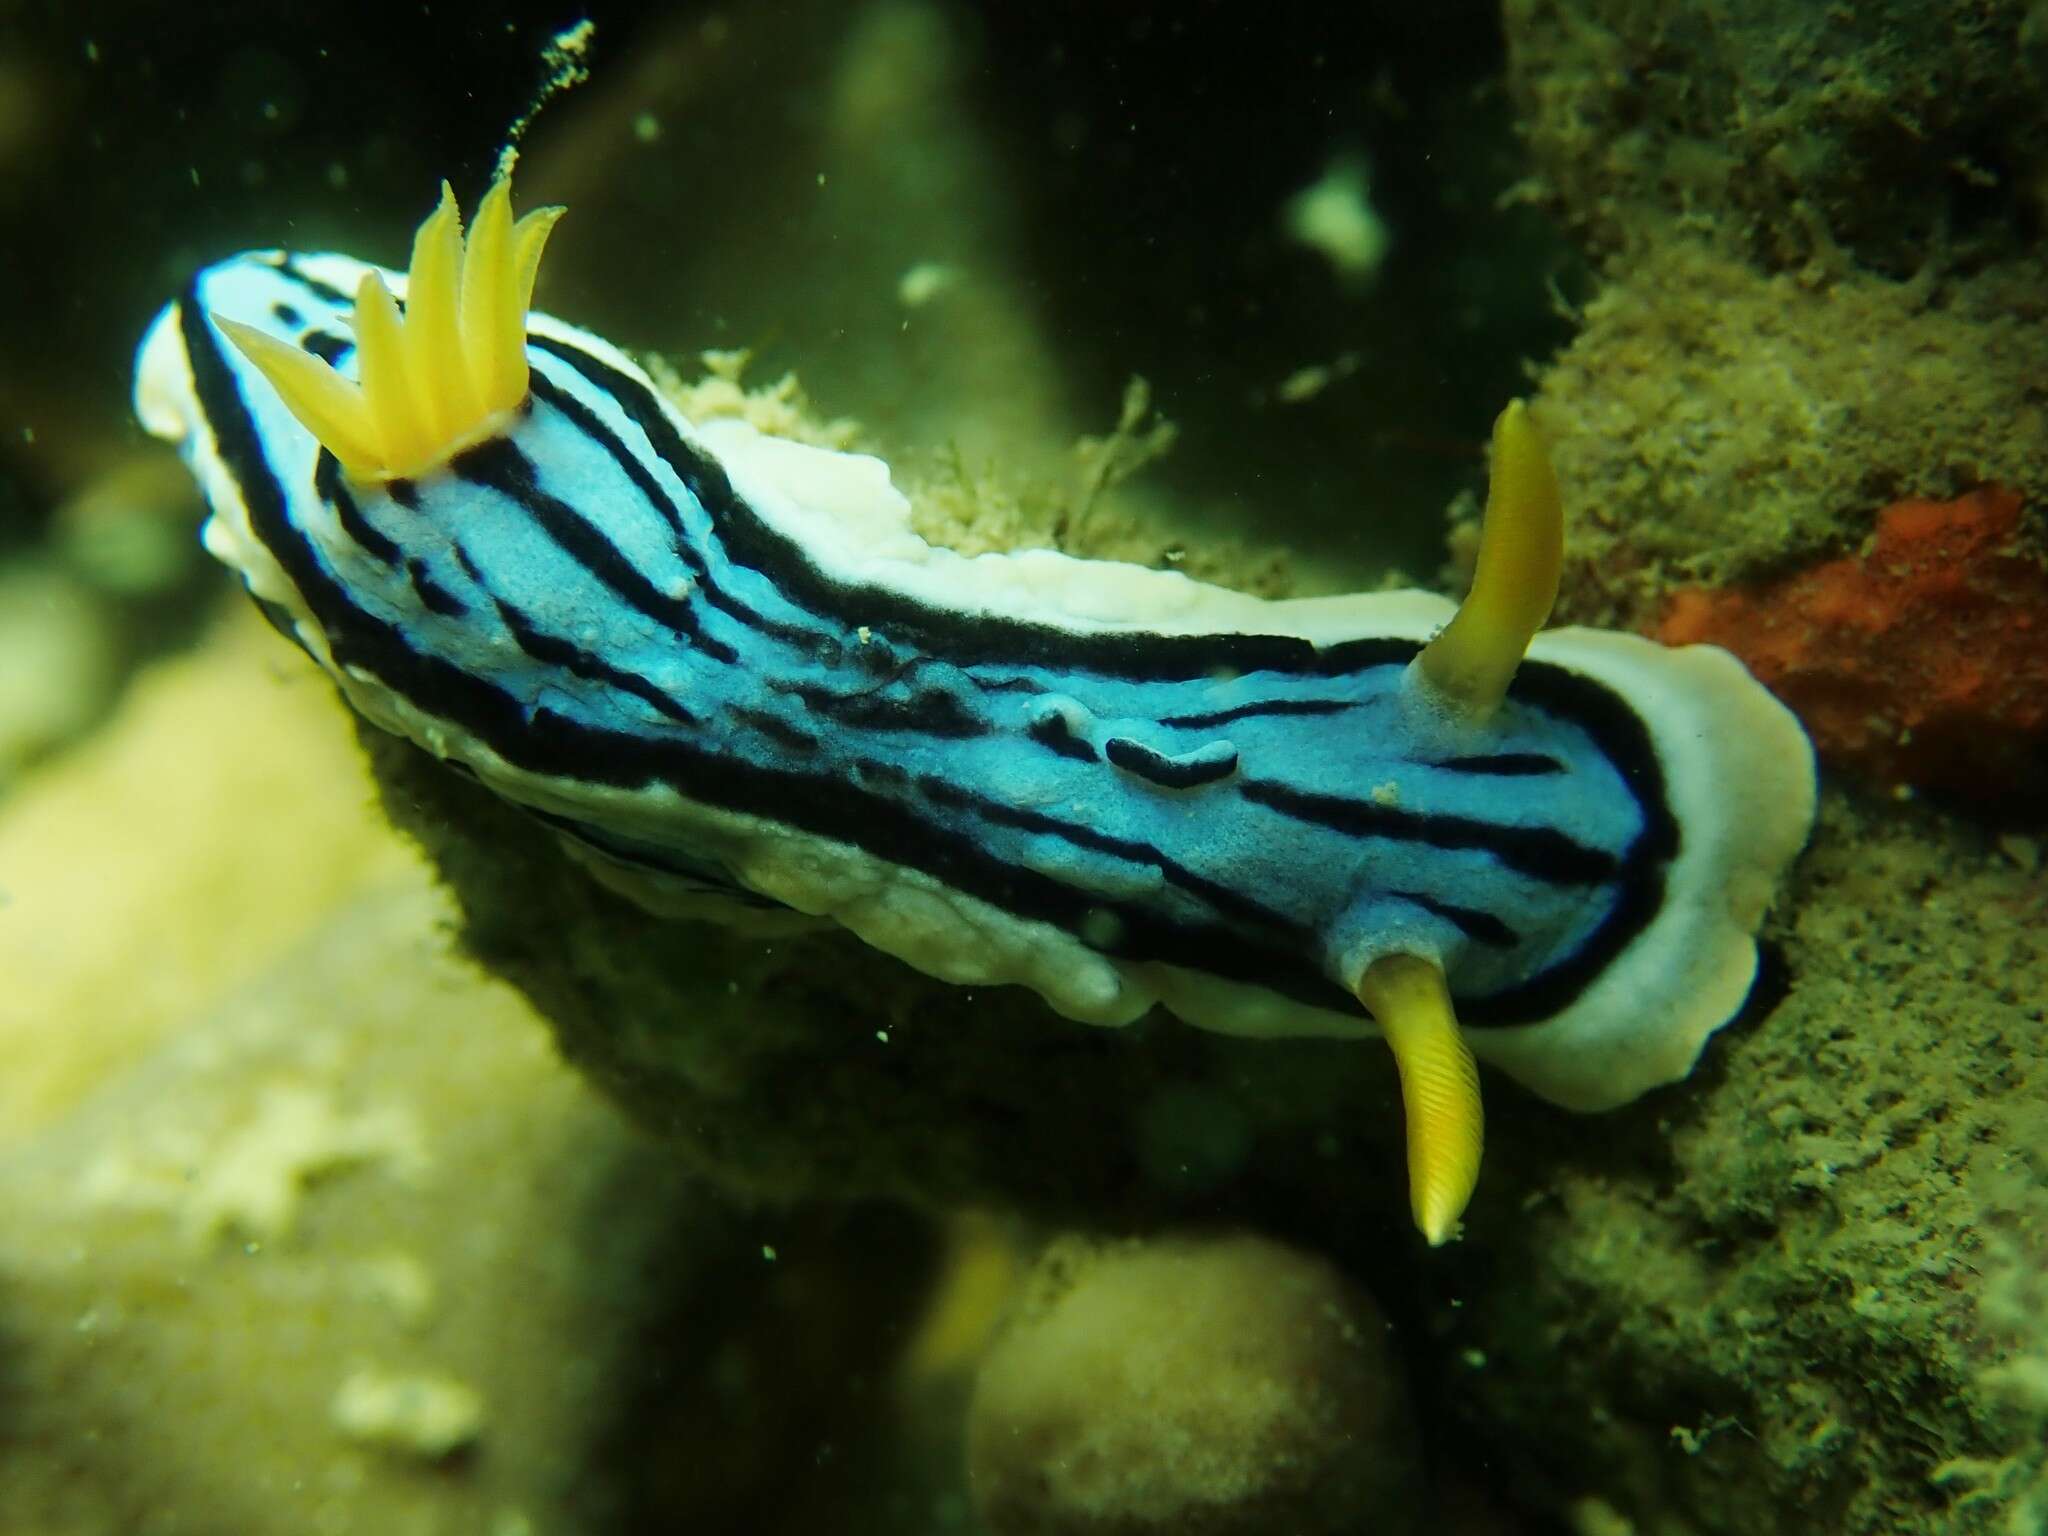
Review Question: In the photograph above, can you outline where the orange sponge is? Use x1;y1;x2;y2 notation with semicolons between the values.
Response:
1657;488;2045;800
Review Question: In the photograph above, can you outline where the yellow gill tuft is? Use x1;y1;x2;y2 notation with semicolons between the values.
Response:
215;176;565;481
400;181;477;447
208;317;388;472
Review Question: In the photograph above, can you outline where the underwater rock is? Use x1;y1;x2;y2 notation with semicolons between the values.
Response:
0;560;117;792
0;868;730;1534
0;604;959;1535
1502;0;2048;640
0;604;417;1141
1442;794;2048;1535
965;1231;1420;1536
1659;486;2048;801
1504;0;2048;275
1527;241;2048;613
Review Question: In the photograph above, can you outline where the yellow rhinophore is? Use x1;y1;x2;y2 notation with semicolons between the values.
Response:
1357;952;1484;1245
1412;400;1562;722
214;178;565;480
1359;401;1562;1244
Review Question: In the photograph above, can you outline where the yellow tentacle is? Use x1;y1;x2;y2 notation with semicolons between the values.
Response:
1411;400;1562;722
1357;952;1484;1246
501;205;566;407
460;177;517;412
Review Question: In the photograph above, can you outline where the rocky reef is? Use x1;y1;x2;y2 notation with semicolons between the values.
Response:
1504;0;2048;817
1504;0;2048;278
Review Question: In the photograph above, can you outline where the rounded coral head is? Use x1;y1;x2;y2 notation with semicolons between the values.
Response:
966;1230;1421;1536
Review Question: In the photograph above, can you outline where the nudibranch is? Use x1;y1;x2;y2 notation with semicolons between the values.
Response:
134;178;1816;1244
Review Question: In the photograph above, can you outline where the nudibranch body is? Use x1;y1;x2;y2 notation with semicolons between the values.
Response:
135;179;1816;1243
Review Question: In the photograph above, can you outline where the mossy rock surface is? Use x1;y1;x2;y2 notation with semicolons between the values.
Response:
359;719;1414;1230
366;710;2048;1534
1505;0;2048;276
1527;241;2048;620
1445;795;2048;1534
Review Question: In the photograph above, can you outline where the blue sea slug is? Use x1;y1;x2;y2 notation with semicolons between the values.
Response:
133;178;1817;1243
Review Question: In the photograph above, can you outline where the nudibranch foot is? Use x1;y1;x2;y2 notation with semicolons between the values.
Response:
215;178;564;481
1357;952;1483;1245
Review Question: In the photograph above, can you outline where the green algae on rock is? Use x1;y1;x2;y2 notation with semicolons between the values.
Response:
1527;241;2048;623
1441;794;2048;1535
1504;0;2048;277
1500;0;2048;635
